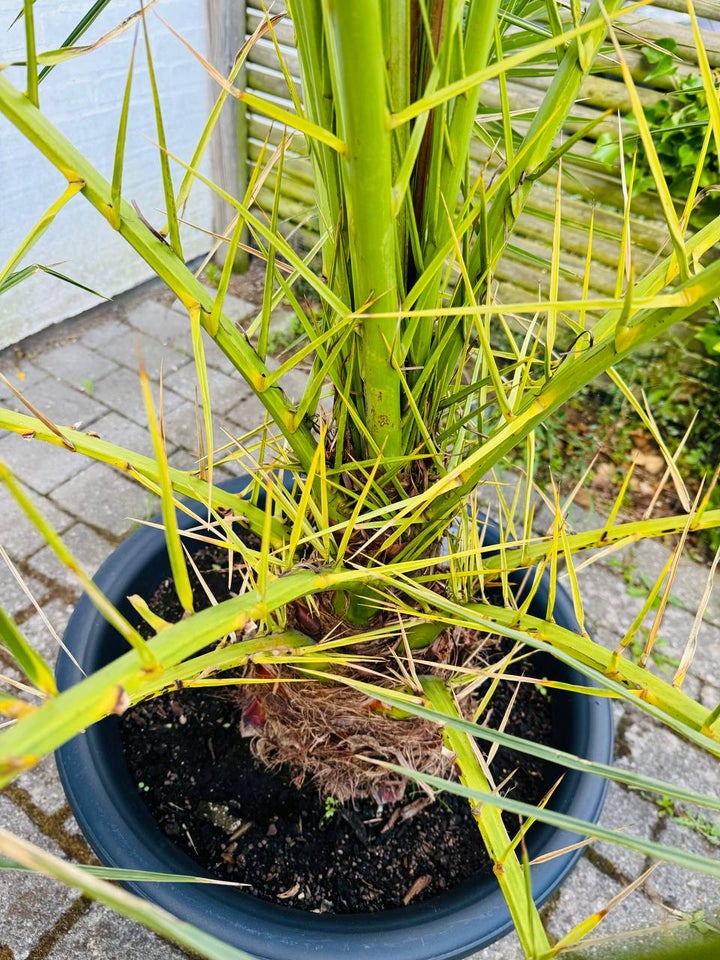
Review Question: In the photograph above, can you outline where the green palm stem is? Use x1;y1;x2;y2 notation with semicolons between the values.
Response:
22;0;39;107
461;601;716;746
3;561;716;794
287;0;350;307
467;0;627;289
419;0;504;255
288;0;360;458
0;409;284;542
415;252;720;536
322;0;403;460
0;74;318;477
382;0;411;282
408;0;503;373
480;508;720;574
423;677;551;957
392;579;719;751
0;568;351;788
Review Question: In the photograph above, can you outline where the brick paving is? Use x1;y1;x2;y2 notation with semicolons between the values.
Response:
0;277;718;959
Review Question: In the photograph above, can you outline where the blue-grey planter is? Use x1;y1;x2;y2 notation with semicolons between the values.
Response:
56;476;613;960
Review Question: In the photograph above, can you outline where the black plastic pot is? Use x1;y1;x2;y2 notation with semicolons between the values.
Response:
56;476;613;960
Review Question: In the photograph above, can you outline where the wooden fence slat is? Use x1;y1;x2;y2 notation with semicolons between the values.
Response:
617;15;720;66
248;38;301;75
246;10;295;46
246;65;299;101
207;0;249;269
226;2;717;310
247;0;287;11
248;141;312;183
652;0;718;19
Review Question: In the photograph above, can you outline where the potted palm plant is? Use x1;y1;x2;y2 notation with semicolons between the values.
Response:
1;2;720;959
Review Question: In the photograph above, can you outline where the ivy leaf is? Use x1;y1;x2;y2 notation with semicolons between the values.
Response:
678;142;700;169
696;324;720;356
630;173;657;195
641;39;678;82
592;133;621;166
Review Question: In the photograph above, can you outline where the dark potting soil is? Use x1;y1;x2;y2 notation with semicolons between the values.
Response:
119;546;560;914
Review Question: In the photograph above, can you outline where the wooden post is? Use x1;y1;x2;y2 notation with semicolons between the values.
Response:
205;0;249;271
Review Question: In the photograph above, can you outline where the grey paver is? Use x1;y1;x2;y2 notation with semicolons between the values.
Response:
95;322;192;379
19;596;76;666
544;854;666;945
0;492;73;561
88;366;186;426
128;296;194;343
645;817;720;915
624;537;720;628
469;930;523;960
33;341;118;385
576;563;647;648
0;591;69;690
161;399;241;463
162;364;249;417
618;712;720;826
278;367;310;407
654;607;720;687
0;358;50;402
0;561;50;621
0;795;78;960
28;523;115;597
593;781;658;881
570;552;712;697
49;461;159;539
220;292;257;324
85;408;173;462
226;392;272;435
12;754;71;817
43;901;190;960
81;317;132;349
203;342;241;378
0;431;95;498
267;355;310;407
700;680;720;711
167;445;207;473
0;374;107;428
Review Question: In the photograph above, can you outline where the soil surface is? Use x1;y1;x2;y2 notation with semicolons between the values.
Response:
120;546;561;914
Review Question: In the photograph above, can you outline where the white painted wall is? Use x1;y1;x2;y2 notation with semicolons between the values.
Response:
0;1;214;350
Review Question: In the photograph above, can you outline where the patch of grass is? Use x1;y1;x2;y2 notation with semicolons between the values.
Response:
640;792;720;849
267;312;307;356
203;262;220;287
530;330;720;556
607;558;684;610
593;39;720;224
627;628;680;675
